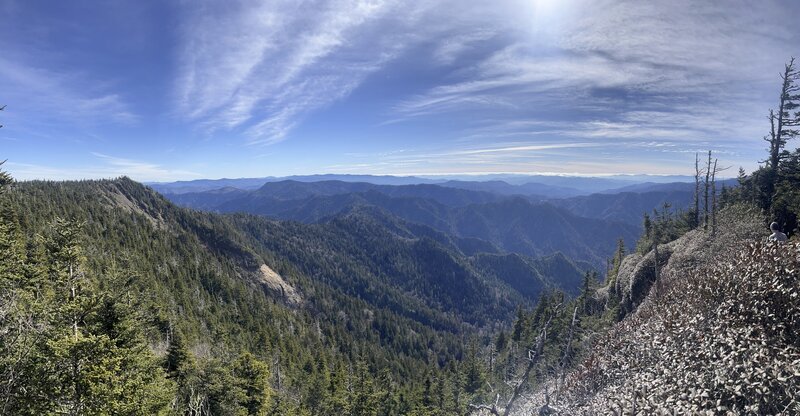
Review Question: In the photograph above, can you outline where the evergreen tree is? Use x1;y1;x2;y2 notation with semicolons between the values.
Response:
772;148;800;234
579;271;598;315
462;346;485;395
232;352;273;415
495;330;508;351
766;58;800;171
375;368;397;416
349;359;377;416
165;330;193;381
0;160;12;192
511;306;525;342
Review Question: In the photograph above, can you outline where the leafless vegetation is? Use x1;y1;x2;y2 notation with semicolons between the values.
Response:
526;206;799;415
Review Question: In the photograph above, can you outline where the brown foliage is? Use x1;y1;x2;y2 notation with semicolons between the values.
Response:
546;208;800;415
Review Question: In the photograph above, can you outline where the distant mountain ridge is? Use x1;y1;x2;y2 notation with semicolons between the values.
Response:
551;190;695;225
148;173;703;196
599;178;738;194
159;180;641;267
147;174;443;194
438;180;581;198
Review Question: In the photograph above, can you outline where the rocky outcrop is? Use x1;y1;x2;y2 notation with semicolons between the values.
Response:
258;264;302;306
613;205;766;318
515;204;800;415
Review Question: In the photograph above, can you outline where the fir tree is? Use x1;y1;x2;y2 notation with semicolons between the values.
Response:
232;352;273;415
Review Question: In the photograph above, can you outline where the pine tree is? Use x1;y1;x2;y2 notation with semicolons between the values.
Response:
349;359;377;416
763;58;800;208
462;346;485;395
1;216;175;415
306;358;331;414
0;162;30;414
375;368;397;416
495;330;508;351
511;307;525;342
611;239;625;277
0;160;12;192
165;330;193;381
766;58;800;171
232;352;273;415
579;271;598;315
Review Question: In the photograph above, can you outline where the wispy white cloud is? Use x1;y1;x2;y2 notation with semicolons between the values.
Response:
7;154;201;182
175;0;427;144
6;0;794;179
90;153;201;181
432;29;497;66
0;55;137;126
388;0;799;169
449;142;599;155
173;0;539;145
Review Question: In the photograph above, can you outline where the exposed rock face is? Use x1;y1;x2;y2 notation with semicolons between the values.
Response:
613;204;767;318
515;204;800;415
615;242;675;315
258;264;301;305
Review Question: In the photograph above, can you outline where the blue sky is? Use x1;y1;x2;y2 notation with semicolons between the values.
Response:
1;0;798;181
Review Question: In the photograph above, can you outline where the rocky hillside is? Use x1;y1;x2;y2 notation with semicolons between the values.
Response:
513;204;800;414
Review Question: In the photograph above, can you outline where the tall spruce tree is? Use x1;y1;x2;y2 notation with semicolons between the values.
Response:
232;352;273;415
763;58;800;207
767;58;800;170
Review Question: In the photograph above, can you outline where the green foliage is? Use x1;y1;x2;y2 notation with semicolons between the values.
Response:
462;345;486;395
724;58;800;236
635;205;693;254
770;148;800;234
2;177;543;415
726;154;800;237
0;160;12;192
165;331;193;381
0;196;174;414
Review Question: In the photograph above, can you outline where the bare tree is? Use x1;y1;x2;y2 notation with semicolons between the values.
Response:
694;153;702;228
709;159;730;236
711;158;718;235
471;303;562;416
555;306;579;402
704;151;712;230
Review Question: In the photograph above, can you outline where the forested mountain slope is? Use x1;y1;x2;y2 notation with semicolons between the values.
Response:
165;182;639;268
550;190;694;226
2;177;588;414
148;174;443;194
436;180;578;198
169;180;501;209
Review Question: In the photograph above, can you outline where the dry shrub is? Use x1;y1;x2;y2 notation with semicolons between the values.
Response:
544;207;800;415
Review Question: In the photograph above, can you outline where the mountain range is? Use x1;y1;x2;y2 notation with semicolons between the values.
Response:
148;173;708;196
0;174;756;415
157;178;708;267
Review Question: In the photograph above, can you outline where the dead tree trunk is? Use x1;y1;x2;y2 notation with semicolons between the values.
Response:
694;153;701;228
470;305;561;416
770;58;796;170
711;158;718;235
704;150;712;230
653;242;660;282
556;306;579;402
